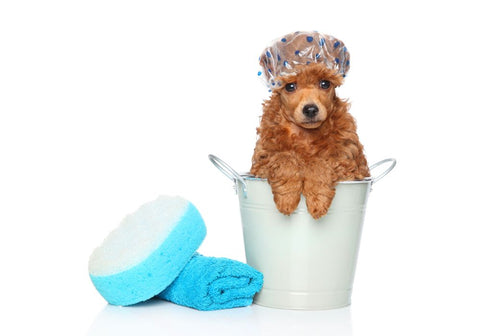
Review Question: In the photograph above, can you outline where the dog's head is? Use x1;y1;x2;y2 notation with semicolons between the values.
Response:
275;64;344;129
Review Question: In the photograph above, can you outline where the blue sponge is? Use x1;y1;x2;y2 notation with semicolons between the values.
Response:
88;196;206;306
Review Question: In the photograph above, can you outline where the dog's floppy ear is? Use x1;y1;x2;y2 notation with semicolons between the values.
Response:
263;90;282;111
330;74;345;88
261;91;285;122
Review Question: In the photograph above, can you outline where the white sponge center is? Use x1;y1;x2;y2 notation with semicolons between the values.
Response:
89;196;189;276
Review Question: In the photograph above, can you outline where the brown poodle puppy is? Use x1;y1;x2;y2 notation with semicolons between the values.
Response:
251;63;369;219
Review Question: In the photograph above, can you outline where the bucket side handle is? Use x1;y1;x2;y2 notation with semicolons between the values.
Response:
208;154;247;197
369;158;397;184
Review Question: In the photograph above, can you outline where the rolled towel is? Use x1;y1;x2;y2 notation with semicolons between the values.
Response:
89;196;206;306
157;253;263;311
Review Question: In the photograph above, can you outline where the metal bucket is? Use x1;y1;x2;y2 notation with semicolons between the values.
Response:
209;154;396;310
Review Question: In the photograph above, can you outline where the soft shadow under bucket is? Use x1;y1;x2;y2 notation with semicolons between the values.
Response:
209;155;396;310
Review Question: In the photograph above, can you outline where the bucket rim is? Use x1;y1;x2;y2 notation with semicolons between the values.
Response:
240;173;372;184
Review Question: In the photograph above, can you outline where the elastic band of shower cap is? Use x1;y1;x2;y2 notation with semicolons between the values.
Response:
257;31;351;91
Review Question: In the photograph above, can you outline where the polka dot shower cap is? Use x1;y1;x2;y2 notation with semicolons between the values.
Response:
258;31;350;90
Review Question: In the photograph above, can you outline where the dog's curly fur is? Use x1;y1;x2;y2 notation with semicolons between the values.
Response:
250;64;369;219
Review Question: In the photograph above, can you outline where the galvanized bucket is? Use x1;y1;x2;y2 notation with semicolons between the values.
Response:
209;154;396;310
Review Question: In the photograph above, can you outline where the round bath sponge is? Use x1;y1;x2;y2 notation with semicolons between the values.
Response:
89;195;206;306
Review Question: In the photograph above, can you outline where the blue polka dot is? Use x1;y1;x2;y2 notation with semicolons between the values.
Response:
271;81;275;86
283;60;289;67
346;60;350;66
295;50;300;55
306;61;311;65
306;36;313;42
266;51;272;58
319;38;325;46
281;38;287;43
268;68;272;73
315;53;320;59
335;58;340;64
334;41;340;49
257;71;262;76
277;54;281;61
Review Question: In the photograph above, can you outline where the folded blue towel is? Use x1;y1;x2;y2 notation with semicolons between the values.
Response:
157;253;263;311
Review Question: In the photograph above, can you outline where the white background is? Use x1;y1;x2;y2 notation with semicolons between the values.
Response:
1;0;479;335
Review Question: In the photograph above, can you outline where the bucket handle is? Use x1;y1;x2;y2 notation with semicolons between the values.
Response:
370;158;397;184
208;154;247;197
209;154;396;193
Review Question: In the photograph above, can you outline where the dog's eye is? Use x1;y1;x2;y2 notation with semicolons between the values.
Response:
285;83;297;92
320;80;331;89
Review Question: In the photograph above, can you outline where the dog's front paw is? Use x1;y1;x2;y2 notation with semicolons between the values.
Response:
274;193;301;216
305;193;334;220
306;199;329;219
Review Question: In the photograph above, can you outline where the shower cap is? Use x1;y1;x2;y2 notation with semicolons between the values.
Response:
258;31;350;90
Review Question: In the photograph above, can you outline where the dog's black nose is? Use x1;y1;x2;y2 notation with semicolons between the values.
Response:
302;104;319;118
